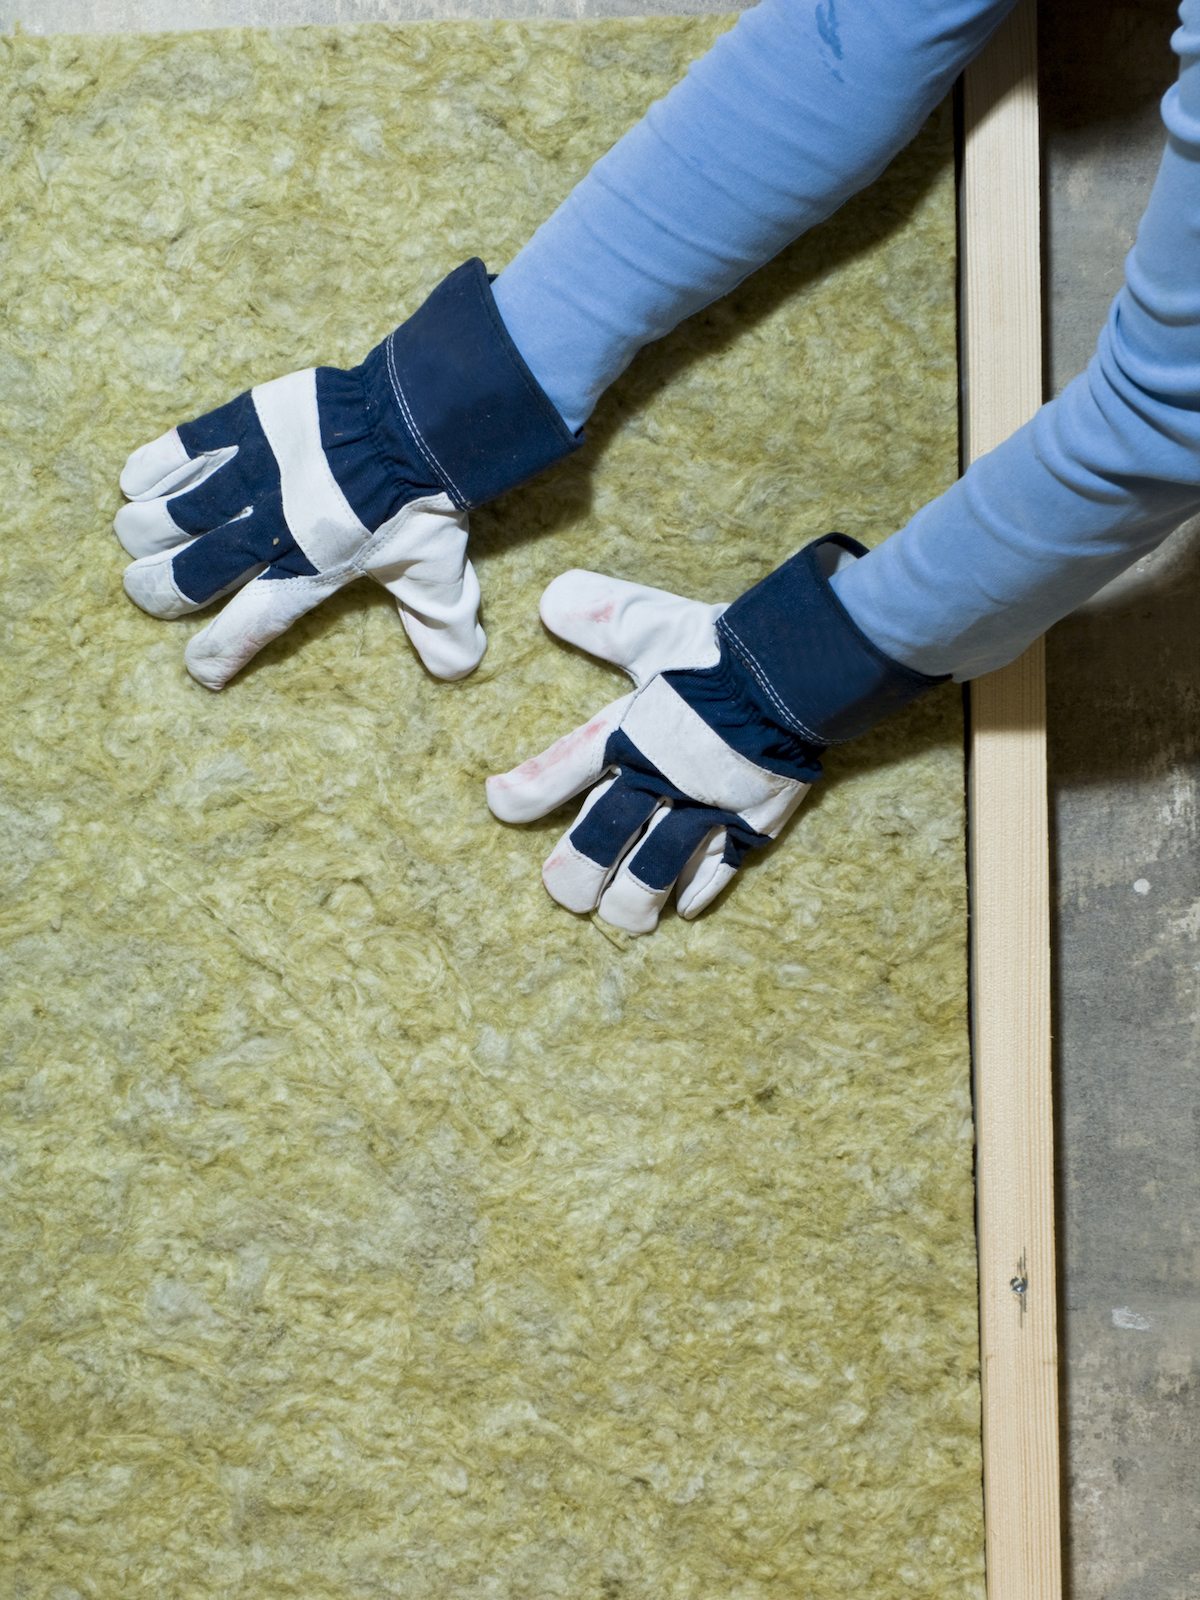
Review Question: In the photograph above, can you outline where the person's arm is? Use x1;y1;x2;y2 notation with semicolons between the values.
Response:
488;0;1200;933
830;0;1200;679
117;0;1013;689
499;0;1200;684
494;0;1016;432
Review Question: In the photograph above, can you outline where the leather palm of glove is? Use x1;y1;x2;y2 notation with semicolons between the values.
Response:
115;259;579;690
487;534;946;935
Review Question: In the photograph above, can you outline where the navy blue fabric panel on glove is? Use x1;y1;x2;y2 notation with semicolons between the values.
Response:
114;259;582;691
716;532;944;744
487;534;947;935
370;259;581;508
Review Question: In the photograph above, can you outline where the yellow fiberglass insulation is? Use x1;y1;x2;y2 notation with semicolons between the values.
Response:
0;20;980;1599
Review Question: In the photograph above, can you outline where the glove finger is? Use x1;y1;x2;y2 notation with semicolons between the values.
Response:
183;568;346;691
115;424;243;559
119;427;237;502
542;779;659;915
142;391;279;540
118;393;268;550
676;779;812;921
598;806;726;935
395;575;487;681
368;500;485;681
115;495;199;560
367;498;483;680
595;807;681;934
173;495;317;606
486;695;633;824
125;492;317;621
162;447;264;539
123;538;235;621
539;569;726;687
675;828;736;921
116;439;257;557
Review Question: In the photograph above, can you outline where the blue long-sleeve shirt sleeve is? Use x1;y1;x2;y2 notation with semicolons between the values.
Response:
494;0;1200;682
833;4;1200;678
495;0;1016;434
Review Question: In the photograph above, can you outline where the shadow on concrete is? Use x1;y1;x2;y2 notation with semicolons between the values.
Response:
1047;516;1200;788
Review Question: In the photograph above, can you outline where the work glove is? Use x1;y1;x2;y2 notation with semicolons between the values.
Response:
486;534;946;934
115;259;580;690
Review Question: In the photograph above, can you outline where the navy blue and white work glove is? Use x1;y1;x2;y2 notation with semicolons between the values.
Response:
486;534;946;934
115;260;579;690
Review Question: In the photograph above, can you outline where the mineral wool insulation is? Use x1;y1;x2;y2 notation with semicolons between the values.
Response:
0;21;979;1599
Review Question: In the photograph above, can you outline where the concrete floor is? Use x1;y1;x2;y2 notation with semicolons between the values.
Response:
1041;3;1200;1595
5;0;1198;1592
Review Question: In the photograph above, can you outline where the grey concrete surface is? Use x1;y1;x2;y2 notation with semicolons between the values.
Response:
1041;3;1200;1595
8;0;1199;1594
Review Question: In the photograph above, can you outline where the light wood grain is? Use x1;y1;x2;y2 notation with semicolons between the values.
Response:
962;4;1062;1598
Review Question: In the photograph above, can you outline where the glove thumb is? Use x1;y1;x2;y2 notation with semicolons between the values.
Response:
538;570;727;688
367;500;486;681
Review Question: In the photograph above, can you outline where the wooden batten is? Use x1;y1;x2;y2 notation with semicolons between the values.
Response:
961;3;1062;1597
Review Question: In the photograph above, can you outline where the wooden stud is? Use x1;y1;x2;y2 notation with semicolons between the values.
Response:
961;4;1062;1598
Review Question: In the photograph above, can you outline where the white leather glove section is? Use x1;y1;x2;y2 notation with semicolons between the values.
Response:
116;371;486;690
367;502;486;684
487;571;811;934
535;567;728;684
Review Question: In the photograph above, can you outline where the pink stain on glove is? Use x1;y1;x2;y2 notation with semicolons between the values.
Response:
488;714;609;789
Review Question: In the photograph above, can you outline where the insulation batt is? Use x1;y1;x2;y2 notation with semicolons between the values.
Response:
0;22;981;1599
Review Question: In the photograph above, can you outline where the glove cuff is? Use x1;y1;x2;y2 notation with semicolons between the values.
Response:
371;257;583;510
717;533;949;745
